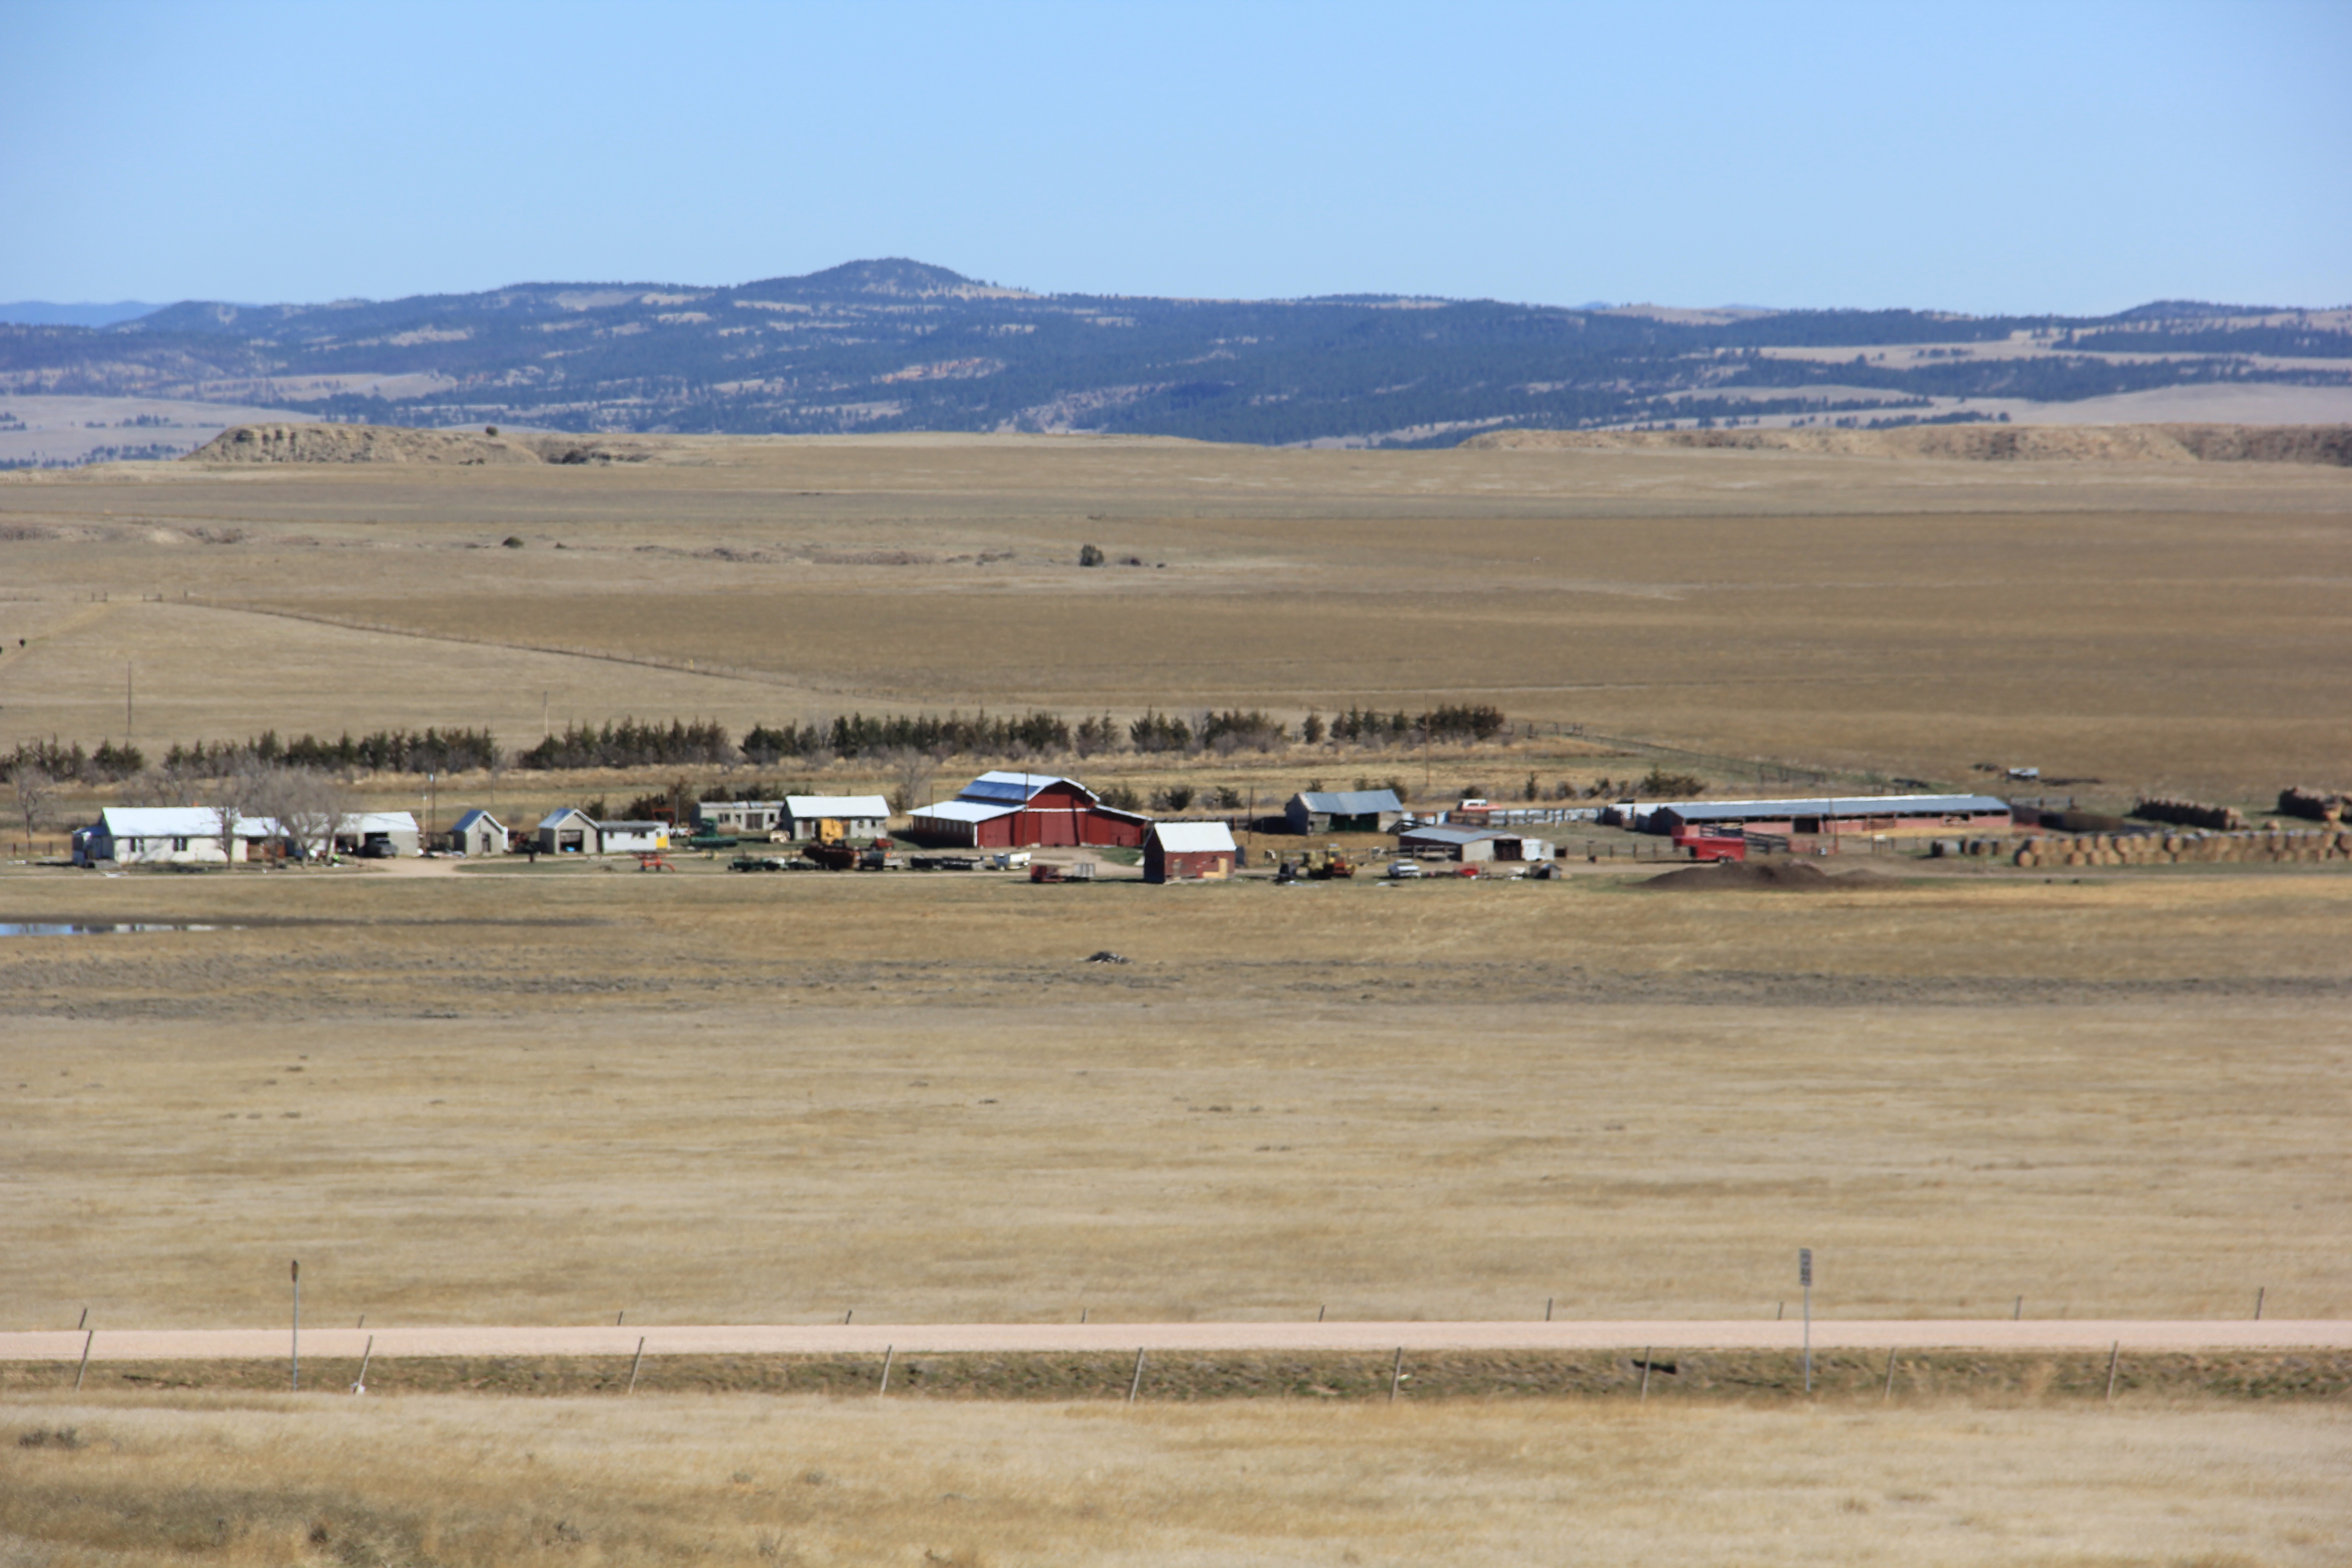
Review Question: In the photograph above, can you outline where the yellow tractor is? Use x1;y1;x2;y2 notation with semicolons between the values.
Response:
1307;843;1355;880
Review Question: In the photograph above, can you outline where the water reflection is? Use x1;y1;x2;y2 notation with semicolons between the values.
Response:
0;922;237;937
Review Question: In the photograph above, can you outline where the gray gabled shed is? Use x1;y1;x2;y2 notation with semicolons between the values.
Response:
449;808;508;857
1285;789;1405;834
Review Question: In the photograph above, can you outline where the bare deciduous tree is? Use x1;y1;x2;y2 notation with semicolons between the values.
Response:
886;747;938;814
245;765;350;865
12;765;54;849
213;756;269;866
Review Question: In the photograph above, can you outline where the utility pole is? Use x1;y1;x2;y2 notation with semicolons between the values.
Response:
125;662;133;739
1799;1248;1813;1395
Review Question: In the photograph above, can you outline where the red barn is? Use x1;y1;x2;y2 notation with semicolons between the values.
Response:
1144;821;1238;882
905;771;1149;849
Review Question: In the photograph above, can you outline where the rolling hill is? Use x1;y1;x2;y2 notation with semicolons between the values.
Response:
3;259;2347;449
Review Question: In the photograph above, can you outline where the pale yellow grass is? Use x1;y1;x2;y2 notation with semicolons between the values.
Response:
2;436;2347;801
5;871;2345;1330
2;1393;2345;1567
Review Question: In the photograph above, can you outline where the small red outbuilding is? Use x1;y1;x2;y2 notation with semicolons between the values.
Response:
1144;821;1239;883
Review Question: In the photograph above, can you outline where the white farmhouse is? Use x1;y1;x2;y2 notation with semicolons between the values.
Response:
781;794;892;839
594;819;670;854
695;800;785;834
73;807;268;867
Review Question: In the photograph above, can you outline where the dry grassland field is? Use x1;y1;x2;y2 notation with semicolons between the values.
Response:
2;433;2349;1564
0;433;2347;799
4;1397;2347;1568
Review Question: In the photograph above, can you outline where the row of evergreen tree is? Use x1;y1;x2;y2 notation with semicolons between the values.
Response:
161;727;498;775
742;710;1081;764
2;738;147;783
4;702;1522;783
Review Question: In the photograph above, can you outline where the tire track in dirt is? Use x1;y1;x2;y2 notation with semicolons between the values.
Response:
6;1319;2344;1364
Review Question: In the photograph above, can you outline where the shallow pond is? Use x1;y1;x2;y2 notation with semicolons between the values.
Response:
0;922;240;937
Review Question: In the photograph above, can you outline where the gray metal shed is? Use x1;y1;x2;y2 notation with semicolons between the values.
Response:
1396;824;1500;862
1286;788;1405;834
449;808;508;857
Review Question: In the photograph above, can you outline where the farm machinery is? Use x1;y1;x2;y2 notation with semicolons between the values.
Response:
799;818;901;871
1275;843;1356;882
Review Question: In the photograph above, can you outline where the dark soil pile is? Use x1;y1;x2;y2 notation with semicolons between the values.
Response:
1640;861;1899;891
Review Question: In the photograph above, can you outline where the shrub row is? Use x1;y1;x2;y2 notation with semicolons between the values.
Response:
5;703;1529;782
2;738;146;784
162;727;498;776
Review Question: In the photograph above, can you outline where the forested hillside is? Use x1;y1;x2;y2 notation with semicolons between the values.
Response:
3;259;2345;448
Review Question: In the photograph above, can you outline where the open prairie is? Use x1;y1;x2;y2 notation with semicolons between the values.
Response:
4;867;2347;1331
4;434;2348;1564
2;433;2348;803
6;1394;2344;1568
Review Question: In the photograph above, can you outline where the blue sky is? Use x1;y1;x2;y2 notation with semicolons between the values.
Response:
4;0;2347;314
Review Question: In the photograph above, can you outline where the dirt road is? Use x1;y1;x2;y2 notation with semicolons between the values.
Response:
5;1320;2341;1365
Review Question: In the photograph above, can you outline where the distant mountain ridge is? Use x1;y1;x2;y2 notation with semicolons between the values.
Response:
3;261;2346;448
0;300;166;328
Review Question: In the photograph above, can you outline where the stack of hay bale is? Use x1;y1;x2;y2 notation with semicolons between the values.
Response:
2132;797;2247;831
2277;787;2347;824
2014;828;2352;867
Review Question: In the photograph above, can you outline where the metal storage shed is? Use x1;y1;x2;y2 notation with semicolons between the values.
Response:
1646;794;2014;839
1285;788;1404;834
448;809;508;857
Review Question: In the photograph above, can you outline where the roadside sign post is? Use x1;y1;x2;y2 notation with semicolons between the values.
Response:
290;1259;301;1392
1798;1248;1813;1395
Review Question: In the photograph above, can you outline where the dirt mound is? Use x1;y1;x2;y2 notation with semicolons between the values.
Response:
184;424;656;466
1465;423;2352;466
1639;860;1896;891
186;423;542;465
2161;423;2352;465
